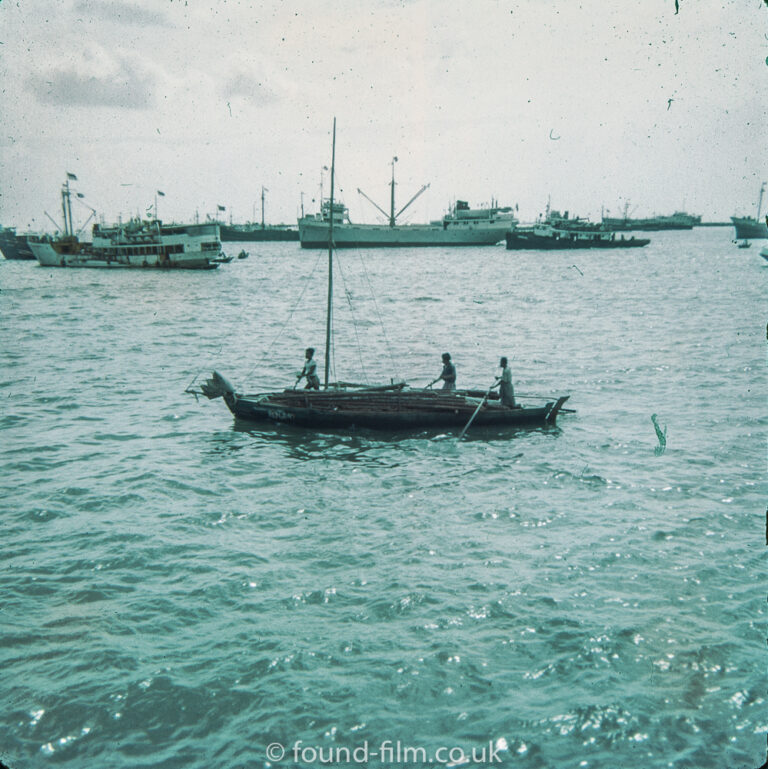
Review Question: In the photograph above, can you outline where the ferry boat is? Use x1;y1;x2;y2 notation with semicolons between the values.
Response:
59;220;222;269
298;159;517;248
30;178;223;269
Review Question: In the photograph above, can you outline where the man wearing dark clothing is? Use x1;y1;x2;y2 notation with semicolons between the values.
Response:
431;352;456;391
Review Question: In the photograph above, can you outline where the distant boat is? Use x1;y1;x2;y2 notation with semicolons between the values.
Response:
506;209;650;250
731;183;768;240
602;204;701;231
0;226;36;260
219;187;299;242
191;120;570;433
736;239;751;249
59;219;223;269
28;177;94;266
298;159;518;248
237;249;249;259
220;224;299;242
31;177;222;269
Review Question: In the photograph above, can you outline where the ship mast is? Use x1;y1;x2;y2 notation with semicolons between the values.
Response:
358;157;429;227
261;186;268;230
389;156;397;226
61;182;70;237
324;118;336;389
756;182;766;221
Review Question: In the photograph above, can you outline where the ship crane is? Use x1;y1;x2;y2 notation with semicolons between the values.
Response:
357;156;430;227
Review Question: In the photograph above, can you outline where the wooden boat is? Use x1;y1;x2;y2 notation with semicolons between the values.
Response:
194;372;569;431
190;120;570;434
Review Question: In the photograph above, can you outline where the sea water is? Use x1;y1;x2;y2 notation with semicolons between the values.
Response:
1;228;765;769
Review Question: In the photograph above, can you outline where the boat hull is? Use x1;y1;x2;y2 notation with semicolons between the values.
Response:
298;220;510;248
220;225;299;242
731;217;768;240
601;217;698;231
222;389;566;430
0;229;35;260
28;239;65;266
506;232;650;250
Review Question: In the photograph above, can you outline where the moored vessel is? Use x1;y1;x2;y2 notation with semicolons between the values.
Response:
61;219;222;269
601;209;701;231
506;210;650;250
32;175;223;269
0;227;36;260
298;157;517;248
731;183;768;240
220;224;299;242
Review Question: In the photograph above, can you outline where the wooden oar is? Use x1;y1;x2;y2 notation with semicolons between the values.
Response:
457;382;496;441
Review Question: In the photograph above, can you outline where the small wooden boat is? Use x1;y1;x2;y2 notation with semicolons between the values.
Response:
736;239;751;249
194;372;569;431
189;120;570;435
237;249;249;259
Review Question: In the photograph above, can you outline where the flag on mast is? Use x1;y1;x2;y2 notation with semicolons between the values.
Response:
66;172;78;181
157;190;165;196
217;204;226;212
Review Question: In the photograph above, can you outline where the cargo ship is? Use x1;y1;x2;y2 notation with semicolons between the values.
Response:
601;205;701;231
298;159;517;248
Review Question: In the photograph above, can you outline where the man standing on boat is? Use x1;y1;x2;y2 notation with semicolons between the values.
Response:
429;352;456;391
297;348;320;390
492;356;516;407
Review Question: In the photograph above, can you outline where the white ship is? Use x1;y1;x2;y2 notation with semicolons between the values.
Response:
30;177;222;269
298;159;517;248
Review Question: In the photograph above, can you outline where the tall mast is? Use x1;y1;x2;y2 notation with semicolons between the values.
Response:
261;186;267;230
389;156;397;227
756;182;766;221
65;180;74;236
61;182;69;236
324;118;336;389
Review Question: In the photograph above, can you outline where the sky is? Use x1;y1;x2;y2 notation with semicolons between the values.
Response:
0;0;766;231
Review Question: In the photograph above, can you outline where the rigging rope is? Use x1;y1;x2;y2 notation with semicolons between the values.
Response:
241;248;325;382
354;249;400;381
333;251;368;384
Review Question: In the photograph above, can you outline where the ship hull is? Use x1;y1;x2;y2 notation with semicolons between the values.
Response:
58;221;222;269
506;231;650;250
220;225;299;242
0;229;35;260
299;220;510;248
731;217;768;240
601;219;694;231
28;239;65;266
